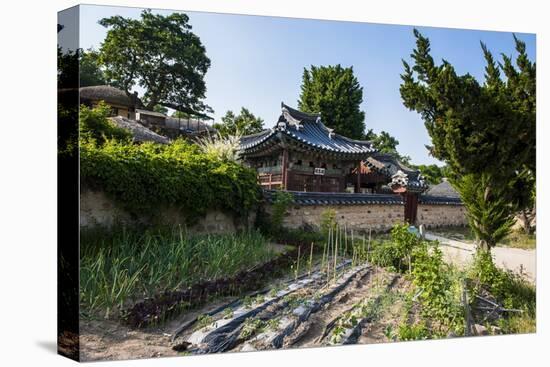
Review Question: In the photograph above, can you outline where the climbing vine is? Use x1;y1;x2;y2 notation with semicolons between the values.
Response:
79;105;260;223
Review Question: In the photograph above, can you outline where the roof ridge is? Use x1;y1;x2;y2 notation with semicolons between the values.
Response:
281;102;321;120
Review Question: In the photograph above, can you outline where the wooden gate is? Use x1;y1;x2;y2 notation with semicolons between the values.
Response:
403;192;419;224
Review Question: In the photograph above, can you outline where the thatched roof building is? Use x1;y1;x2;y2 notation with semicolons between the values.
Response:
79;85;139;107
109;116;170;144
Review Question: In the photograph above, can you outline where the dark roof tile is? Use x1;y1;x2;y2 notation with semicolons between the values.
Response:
240;103;375;156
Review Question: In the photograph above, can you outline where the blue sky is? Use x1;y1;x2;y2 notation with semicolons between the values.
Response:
73;4;536;165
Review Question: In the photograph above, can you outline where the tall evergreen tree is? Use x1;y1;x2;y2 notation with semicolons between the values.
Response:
400;30;535;250
298;65;365;139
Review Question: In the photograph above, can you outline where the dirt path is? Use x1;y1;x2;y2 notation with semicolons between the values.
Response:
426;233;536;282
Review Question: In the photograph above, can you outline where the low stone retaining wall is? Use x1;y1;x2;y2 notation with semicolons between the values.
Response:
282;203;405;232
80;189;468;234
80;189;253;234
265;191;467;232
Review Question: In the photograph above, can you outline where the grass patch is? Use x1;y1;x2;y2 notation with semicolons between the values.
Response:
430;226;535;249
498;230;536;250
80;227;275;318
430;225;475;242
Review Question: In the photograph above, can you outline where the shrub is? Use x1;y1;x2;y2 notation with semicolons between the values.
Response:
269;191;294;234
320;208;337;237
79;102;132;143
469;250;536;312
411;242;464;335
80;138;260;223
369;240;402;270
390;224;420;272
369;224;421;272
398;321;429;341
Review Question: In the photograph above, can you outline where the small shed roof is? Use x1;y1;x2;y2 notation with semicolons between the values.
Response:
425;180;460;198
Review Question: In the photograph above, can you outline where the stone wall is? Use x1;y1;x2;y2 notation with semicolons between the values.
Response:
280;204;405;233
277;202;467;233
80;189;468;234
416;204;468;228
80;189;252;234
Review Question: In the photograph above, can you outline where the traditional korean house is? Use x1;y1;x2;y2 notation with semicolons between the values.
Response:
136;108;167;126
240;103;429;223
79;85;139;120
240;103;377;192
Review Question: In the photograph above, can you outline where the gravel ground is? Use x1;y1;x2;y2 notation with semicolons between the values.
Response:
425;233;536;282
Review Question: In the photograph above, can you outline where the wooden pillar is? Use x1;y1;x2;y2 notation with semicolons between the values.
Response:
355;160;362;193
282;149;289;190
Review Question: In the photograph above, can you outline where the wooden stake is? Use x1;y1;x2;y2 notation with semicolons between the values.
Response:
309;242;314;276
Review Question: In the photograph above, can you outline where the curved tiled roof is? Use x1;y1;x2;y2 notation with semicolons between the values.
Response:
240;103;375;156
425;180;460;198
419;195;462;205
366;154;428;193
264;190;404;206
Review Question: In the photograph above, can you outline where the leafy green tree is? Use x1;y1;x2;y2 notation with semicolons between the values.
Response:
57;46;78;89
153;105;168;115
413;164;446;185
365;129;399;153
213;108;264;137
79;102;131;144
365;129;412;165
400;30;535;251
298;65;365;139
172;110;191;119
80;50;106;87
98;10;211;117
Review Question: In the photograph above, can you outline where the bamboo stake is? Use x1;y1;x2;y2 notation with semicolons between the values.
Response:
326;226;332;282
344;223;348;258
321;228;327;274
308;242;314;276
334;225;339;282
295;245;300;281
351;229;354;262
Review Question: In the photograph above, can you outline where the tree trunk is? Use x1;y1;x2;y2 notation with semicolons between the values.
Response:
521;210;532;235
476;239;491;253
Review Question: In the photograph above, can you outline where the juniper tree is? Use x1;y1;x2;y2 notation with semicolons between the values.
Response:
298;65;365;139
400;30;535;250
